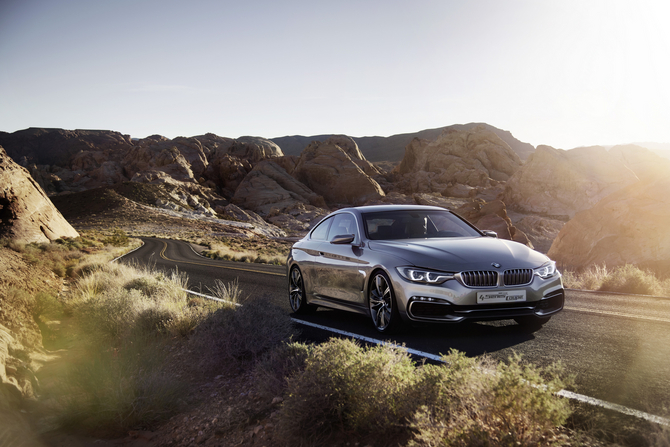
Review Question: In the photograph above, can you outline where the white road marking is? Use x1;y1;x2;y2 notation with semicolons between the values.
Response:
110;241;144;262
183;288;242;306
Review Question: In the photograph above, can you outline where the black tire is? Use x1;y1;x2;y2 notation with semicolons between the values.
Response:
289;266;316;314
514;315;551;331
368;271;402;333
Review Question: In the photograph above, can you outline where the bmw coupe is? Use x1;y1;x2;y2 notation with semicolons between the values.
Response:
287;205;564;333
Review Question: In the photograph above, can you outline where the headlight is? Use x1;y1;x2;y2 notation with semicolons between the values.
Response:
534;261;558;279
397;267;454;284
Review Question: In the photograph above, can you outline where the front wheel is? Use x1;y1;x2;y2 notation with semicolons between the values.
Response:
289;266;316;314
368;271;402;333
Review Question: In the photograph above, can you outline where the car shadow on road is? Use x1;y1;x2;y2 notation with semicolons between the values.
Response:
293;308;539;359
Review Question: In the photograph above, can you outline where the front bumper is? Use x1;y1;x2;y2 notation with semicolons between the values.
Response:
391;272;564;323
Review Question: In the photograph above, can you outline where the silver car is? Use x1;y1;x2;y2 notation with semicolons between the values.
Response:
287;205;564;333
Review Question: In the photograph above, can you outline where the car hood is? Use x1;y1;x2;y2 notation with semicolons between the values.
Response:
368;237;549;272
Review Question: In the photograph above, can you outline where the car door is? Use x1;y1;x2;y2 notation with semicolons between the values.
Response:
312;212;369;305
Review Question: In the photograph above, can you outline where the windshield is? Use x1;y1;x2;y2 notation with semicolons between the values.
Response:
363;209;481;240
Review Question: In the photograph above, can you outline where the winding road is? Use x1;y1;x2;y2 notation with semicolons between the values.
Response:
121;237;670;419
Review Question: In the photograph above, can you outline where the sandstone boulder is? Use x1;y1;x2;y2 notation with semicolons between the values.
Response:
233;160;326;216
204;154;252;198
293;139;385;205
0;146;79;243
547;177;670;274
502;145;640;219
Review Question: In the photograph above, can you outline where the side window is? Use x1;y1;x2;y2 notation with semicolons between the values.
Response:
327;213;359;242
310;217;332;241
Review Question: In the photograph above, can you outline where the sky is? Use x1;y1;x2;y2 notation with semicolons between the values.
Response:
1;0;669;150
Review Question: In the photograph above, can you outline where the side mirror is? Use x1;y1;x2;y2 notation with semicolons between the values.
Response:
330;234;355;245
482;230;498;238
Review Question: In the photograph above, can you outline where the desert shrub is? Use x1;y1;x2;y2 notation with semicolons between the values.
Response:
206;278;243;304
52;261;67;277
69;262;199;344
562;264;610;291
103;228;129;247
192;295;296;368
277;338;418;445
59;334;185;433
123;275;161;297
562;264;669;297
599;264;663;296
408;351;572;447
7;239;26;253
32;291;63;320
252;341;313;401
276;341;572;447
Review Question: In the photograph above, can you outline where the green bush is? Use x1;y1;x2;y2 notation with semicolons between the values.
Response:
252;341;313;401
276;341;572;447
103;229;129;247
408;351;571;447
32;291;63;320
277;338;418;445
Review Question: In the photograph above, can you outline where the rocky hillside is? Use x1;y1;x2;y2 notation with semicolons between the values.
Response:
3;125;670;272
272;122;535;162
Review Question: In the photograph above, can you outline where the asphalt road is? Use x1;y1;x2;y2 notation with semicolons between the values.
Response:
122;237;670;417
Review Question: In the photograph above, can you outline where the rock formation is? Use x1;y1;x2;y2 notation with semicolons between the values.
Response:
232;160;326;215
502;145;639;219
455;199;532;247
0;146;79;243
293;137;385;205
609;144;670;181
547;177;670;274
394;125;522;195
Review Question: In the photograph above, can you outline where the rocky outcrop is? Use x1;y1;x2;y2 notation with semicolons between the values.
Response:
293;137;385;205
502;145;640;219
547;177;670;273
455;199;532;247
395;125;522;195
609;144;670;181
0;146;79;243
0;128;133;167
513;216;565;254
232;160;326;216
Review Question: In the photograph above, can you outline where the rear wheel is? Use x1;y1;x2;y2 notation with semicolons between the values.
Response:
289;266;316;314
368;271;402;333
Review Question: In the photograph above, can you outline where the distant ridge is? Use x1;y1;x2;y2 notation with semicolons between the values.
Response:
271;123;535;162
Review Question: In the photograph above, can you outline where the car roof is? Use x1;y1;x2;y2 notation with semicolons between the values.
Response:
336;204;450;214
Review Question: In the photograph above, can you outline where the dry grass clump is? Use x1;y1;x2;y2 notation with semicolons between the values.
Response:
200;236;291;265
54;262;235;432
562;264;670;297
274;339;572;447
0;233;139;279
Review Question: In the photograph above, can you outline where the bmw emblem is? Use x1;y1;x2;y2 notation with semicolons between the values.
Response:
492;263;501;268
